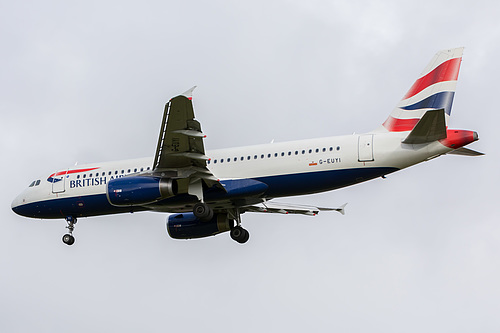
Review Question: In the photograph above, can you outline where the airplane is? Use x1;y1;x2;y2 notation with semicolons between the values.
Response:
11;47;483;245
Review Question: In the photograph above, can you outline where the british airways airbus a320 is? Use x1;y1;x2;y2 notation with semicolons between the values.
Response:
12;48;483;245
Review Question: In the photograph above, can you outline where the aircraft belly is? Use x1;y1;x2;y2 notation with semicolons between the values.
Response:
255;167;399;197
12;194;142;219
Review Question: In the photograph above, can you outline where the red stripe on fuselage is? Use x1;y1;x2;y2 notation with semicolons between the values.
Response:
49;167;100;178
403;57;461;100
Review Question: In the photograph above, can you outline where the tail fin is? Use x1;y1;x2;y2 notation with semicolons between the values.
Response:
381;47;464;132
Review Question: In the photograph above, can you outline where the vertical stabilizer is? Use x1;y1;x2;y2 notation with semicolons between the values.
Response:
381;47;464;132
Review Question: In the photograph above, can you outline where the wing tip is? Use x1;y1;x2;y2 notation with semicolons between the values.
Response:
182;86;197;99
338;203;347;215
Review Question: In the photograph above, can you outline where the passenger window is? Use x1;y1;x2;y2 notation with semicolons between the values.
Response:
214;160;217;164
220;159;224;163
322;148;326;152
329;147;333;151
337;146;341;151
267;154;271;158
274;153;278;157
241;157;244;161
247;156;251;160
315;148;319;153
302;150;305;154
295;151;298;155
77;175;80;179
254;155;257;159
281;152;284;157
288;152;291;156
234;157;237;162
89;173;93;178
115;171;118;175
227;158;231;162
128;169;131;173
83;174;86;178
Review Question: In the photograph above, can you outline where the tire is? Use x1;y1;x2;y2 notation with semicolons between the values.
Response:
193;202;213;221
62;234;75;245
230;227;249;244
240;229;250;243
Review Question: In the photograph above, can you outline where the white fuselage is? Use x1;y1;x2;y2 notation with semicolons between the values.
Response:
11;131;452;219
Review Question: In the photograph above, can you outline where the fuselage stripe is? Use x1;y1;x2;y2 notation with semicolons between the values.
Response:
48;167;100;178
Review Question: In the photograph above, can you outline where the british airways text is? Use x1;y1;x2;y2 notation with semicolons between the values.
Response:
69;175;125;188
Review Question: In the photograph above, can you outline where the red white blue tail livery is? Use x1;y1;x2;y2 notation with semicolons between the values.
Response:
382;47;463;132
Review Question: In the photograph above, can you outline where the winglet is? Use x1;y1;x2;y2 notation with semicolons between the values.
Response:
317;203;347;215
337;203;347;215
181;86;197;100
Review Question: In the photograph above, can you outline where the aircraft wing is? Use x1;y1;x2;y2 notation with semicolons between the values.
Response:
244;201;347;216
152;87;223;191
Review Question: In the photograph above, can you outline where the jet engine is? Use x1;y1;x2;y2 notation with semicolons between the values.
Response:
167;213;232;239
106;176;177;207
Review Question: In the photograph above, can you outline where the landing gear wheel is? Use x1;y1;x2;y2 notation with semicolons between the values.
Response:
230;226;249;244
62;234;75;245
62;216;77;245
193;202;213;221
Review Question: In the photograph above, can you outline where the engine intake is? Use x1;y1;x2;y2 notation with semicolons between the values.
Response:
167;213;232;239
106;176;177;207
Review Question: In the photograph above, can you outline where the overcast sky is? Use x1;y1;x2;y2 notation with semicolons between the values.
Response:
1;0;498;332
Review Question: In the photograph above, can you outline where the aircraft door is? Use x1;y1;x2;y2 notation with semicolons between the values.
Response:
51;170;67;193
358;134;374;162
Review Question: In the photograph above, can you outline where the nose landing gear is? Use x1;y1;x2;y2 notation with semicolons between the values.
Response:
62;216;77;246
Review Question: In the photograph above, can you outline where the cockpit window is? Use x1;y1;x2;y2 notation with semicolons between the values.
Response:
29;180;41;187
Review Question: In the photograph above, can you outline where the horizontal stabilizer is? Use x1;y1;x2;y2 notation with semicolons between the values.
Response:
402;109;447;144
447;147;485;156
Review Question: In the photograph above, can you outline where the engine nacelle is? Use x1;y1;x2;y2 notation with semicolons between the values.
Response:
167;213;232;239
106;176;177;207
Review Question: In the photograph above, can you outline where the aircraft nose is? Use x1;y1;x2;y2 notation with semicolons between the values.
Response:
11;193;28;217
473;131;479;141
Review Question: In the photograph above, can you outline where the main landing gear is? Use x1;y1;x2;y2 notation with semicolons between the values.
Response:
230;226;249;244
192;203;250;244
62;216;76;246
229;209;249;244
193;202;214;221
